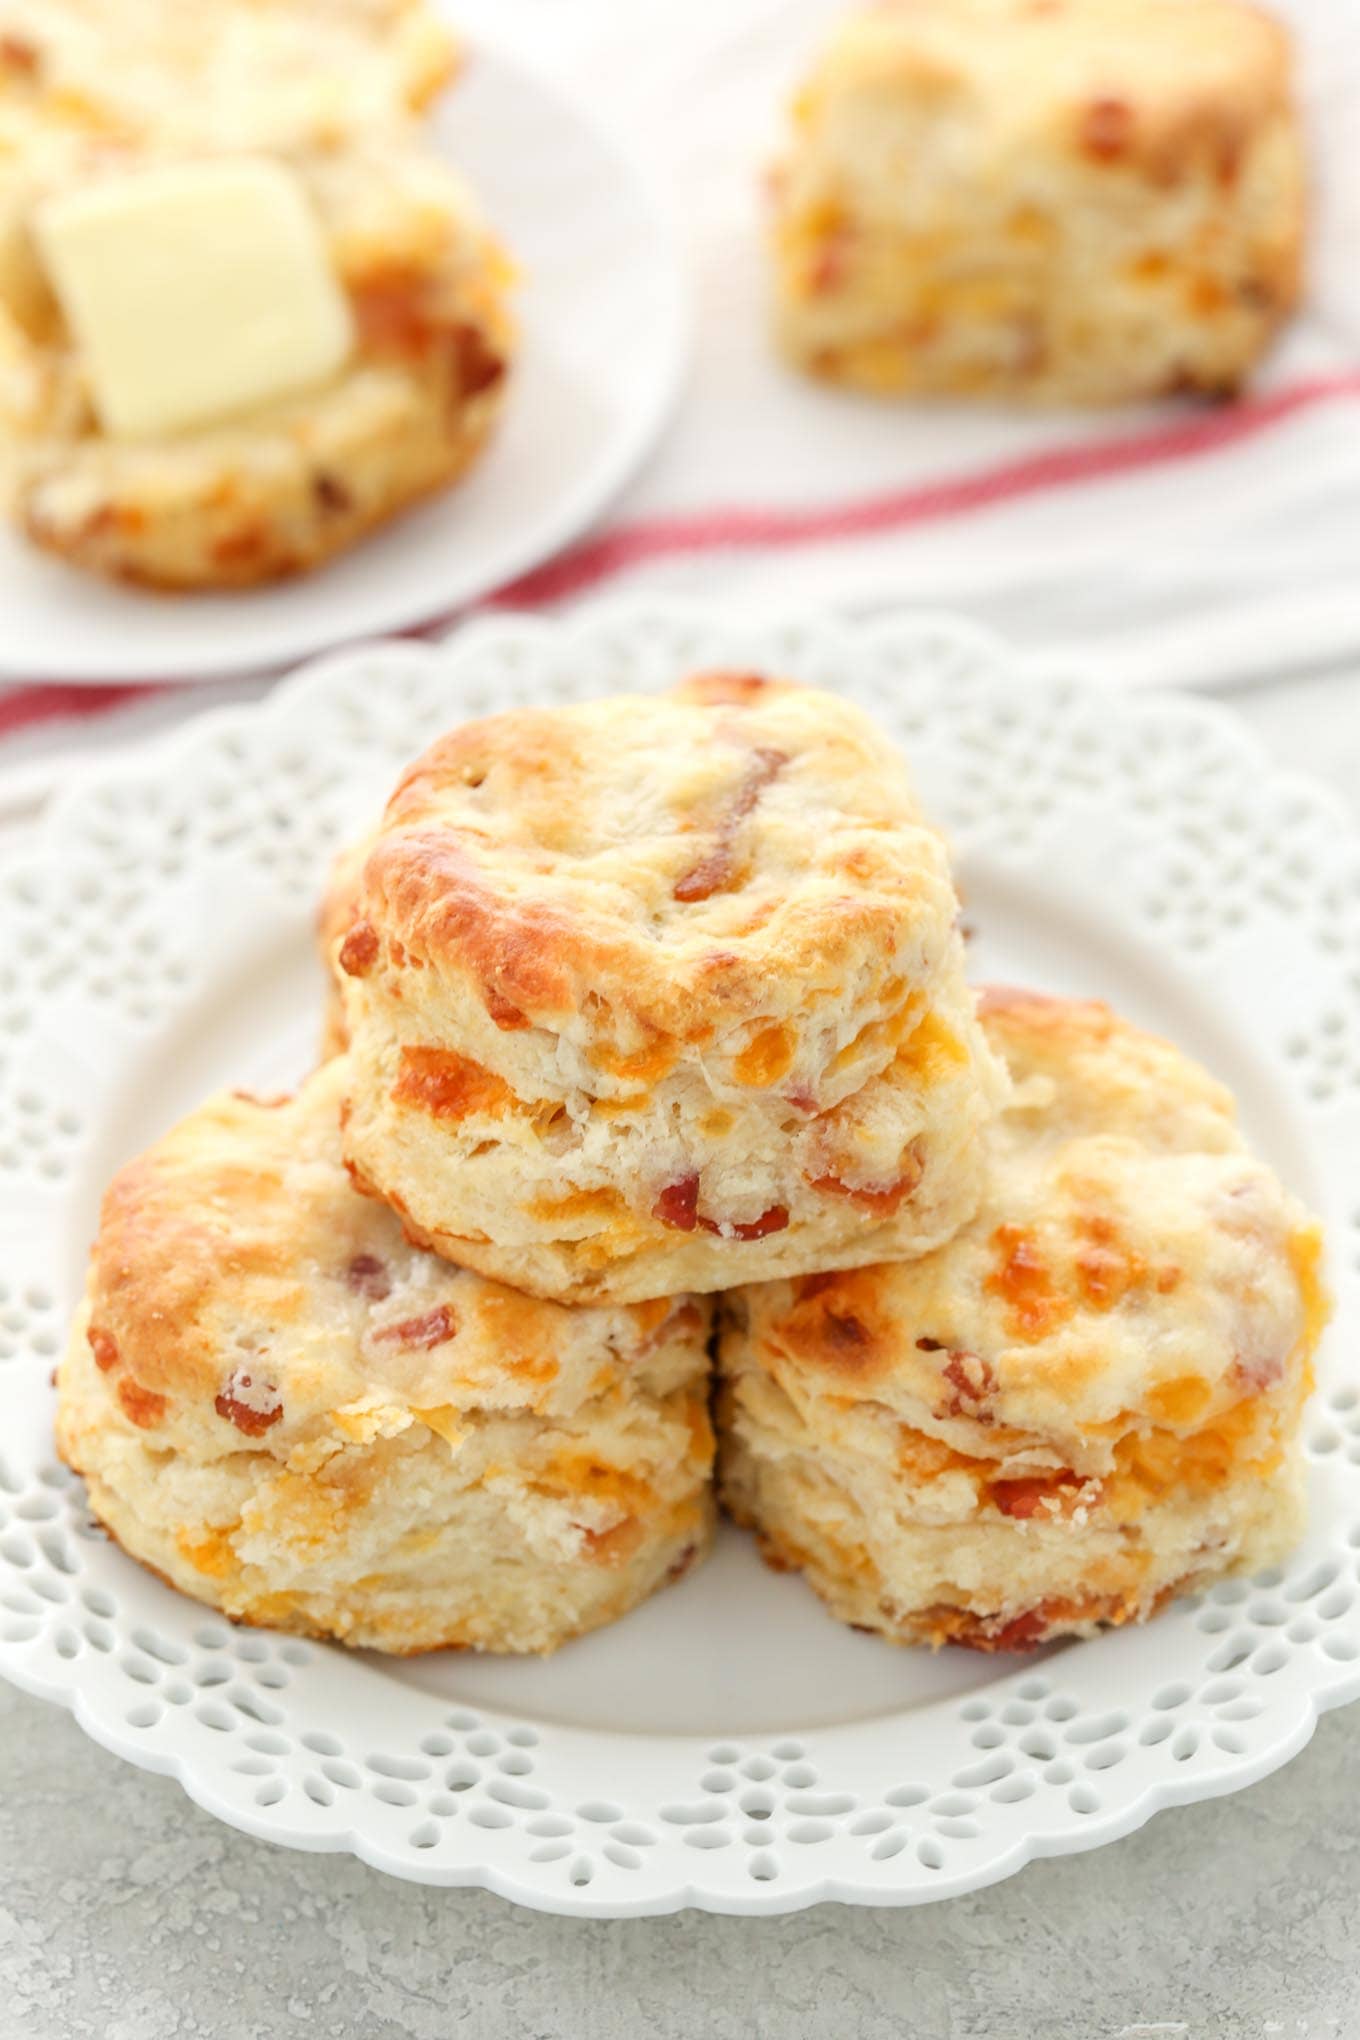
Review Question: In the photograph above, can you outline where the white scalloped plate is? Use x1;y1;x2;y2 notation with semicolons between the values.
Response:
0;41;687;685
1;603;1358;1916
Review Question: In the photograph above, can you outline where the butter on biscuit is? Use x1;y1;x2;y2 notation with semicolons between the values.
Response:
35;157;353;438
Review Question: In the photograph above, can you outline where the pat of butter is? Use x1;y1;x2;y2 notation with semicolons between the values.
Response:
33;157;354;439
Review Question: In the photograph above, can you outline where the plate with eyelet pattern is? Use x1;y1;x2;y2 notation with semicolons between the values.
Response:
0;600;1357;1915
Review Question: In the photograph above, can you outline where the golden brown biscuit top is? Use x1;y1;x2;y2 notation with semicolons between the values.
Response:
973;985;1242;1151
798;0;1292;179
80;1057;704;1447
734;990;1327;1455
344;675;963;1041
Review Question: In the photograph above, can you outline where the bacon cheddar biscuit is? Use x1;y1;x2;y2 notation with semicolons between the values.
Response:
56;1058;713;1655
1;136;513;588
0;0;456;153
769;0;1304;403
332;674;1007;1304
719;989;1326;1650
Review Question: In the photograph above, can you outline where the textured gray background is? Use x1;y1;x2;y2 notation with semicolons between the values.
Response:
3;673;1359;2038
2;1681;1355;2039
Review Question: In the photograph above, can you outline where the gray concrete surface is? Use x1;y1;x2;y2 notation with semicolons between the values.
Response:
1;1679;1355;2039
3;670;1359;2039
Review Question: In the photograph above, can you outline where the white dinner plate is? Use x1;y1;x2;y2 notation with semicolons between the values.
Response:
0;604;1357;1916
0;47;687;685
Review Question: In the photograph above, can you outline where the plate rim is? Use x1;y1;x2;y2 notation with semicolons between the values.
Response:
0;1644;1345;1918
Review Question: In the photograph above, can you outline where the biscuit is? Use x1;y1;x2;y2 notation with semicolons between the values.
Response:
332;673;1007;1304
769;0;1304;403
719;988;1327;1650
56;1057;714;1655
1;137;514;587
318;833;368;1061
0;0;456;153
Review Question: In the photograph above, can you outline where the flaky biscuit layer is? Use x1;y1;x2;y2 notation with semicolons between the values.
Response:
56;1058;713;1654
720;989;1327;1649
333;675;1006;1301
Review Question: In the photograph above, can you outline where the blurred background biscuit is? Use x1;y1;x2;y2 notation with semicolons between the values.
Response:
1;139;514;587
770;0;1305;403
0;0;457;154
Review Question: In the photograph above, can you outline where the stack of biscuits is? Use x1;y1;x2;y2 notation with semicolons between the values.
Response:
57;673;1328;1656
